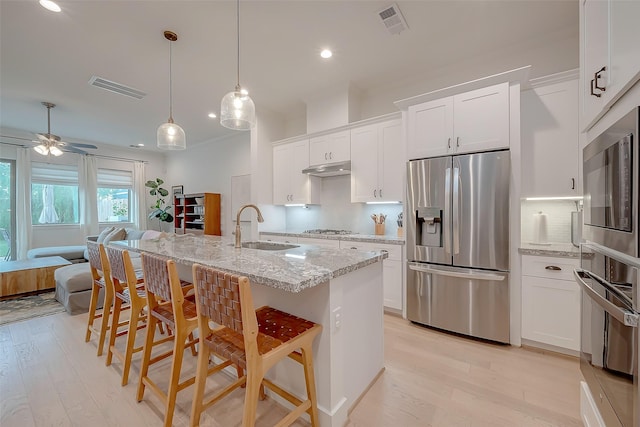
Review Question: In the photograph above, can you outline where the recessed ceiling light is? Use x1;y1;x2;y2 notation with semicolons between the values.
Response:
137;143;144;147
320;49;332;59
208;112;217;119
39;0;61;12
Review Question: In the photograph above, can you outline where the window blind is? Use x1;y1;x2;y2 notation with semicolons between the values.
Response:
98;168;133;188
31;162;78;185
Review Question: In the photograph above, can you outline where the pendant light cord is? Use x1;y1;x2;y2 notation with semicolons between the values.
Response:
236;0;240;89
169;39;174;121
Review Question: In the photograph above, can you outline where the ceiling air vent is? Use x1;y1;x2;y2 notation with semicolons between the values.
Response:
88;76;146;100
378;3;408;35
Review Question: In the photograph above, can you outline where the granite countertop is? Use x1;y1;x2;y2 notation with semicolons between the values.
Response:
260;230;405;245
114;234;387;293
518;242;582;258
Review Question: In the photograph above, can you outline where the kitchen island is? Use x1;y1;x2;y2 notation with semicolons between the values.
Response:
115;234;387;427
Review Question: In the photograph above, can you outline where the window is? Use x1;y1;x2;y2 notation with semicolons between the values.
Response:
31;162;79;225
98;168;132;223
0;159;15;260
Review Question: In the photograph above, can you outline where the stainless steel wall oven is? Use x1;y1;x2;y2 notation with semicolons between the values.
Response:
577;106;640;427
575;242;639;427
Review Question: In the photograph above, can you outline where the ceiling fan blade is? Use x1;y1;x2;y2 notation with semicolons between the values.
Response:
58;141;98;149
35;133;52;142
60;146;89;155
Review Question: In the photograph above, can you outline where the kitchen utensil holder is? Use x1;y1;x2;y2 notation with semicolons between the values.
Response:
375;223;385;236
397;226;403;238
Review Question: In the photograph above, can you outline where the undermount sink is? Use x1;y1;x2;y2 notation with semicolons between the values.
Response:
237;241;300;251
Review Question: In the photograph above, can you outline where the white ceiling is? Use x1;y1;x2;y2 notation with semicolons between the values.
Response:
0;0;579;153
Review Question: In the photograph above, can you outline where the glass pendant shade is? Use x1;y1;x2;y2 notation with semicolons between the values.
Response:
157;120;186;150
220;88;255;131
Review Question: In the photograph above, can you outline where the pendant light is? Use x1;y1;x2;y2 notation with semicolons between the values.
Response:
220;0;255;130
157;30;186;150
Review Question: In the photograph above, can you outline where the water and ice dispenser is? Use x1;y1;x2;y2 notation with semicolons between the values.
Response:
415;207;442;247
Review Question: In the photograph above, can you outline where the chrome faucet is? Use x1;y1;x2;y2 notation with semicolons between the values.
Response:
235;204;265;248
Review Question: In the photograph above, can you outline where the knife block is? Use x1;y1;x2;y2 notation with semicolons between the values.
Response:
375;223;385;235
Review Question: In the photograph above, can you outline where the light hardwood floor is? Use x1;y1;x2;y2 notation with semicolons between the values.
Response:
0;311;583;427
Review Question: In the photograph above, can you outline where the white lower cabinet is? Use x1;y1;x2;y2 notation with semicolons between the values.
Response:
521;255;581;352
340;241;403;312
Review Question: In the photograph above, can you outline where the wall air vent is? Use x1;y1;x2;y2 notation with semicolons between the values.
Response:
88;76;146;99
378;3;408;35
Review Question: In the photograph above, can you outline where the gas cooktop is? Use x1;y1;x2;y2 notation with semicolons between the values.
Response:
302;229;353;235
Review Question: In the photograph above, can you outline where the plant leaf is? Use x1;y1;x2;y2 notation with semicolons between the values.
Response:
158;188;169;197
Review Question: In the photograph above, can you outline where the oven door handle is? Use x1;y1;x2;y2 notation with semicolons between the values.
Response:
574;269;639;327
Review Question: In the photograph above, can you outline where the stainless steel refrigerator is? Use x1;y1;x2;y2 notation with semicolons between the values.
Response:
406;150;510;343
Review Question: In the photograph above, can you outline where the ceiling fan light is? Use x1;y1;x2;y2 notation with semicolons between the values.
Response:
157;122;186;150
34;145;49;155
220;90;255;131
49;145;63;156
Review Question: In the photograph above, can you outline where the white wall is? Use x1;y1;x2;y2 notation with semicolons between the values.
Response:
281;175;403;237
165;132;250;237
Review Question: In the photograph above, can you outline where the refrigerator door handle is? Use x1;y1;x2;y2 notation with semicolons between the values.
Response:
452;167;460;255
444;167;451;255
409;264;506;281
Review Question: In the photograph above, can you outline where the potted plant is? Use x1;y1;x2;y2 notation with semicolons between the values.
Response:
145;178;173;229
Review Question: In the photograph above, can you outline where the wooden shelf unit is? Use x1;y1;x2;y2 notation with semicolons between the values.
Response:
173;192;221;236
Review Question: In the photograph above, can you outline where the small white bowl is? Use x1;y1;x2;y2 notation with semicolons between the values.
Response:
194;197;204;205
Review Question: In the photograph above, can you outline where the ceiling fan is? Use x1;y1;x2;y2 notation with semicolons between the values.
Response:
1;102;98;156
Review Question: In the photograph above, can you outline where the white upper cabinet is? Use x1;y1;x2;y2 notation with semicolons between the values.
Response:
309;130;351;166
521;79;580;197
453;83;510;154
407;82;509;160
407;97;454;158
351;119;404;203
273;139;320;205
581;0;609;127
580;0;640;130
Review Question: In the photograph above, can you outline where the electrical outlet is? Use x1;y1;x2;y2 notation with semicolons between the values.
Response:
332;306;342;332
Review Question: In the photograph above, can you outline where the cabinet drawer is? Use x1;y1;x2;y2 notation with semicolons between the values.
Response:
521;255;579;281
340;241;402;261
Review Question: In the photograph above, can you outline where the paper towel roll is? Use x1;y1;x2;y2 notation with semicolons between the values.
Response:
533;211;548;243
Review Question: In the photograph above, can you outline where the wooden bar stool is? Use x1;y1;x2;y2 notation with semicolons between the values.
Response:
189;264;322;427
84;241;113;357
105;246;162;386
136;252;200;427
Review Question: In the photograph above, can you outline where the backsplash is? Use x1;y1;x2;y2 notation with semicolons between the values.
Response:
285;175;403;236
521;200;580;244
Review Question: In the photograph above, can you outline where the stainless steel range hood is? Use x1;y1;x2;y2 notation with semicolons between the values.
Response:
302;160;351;177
